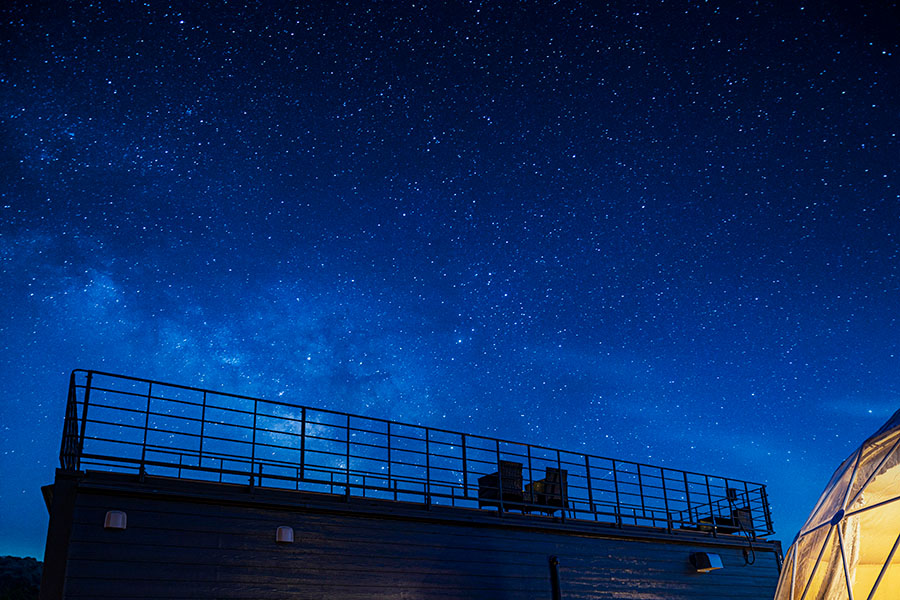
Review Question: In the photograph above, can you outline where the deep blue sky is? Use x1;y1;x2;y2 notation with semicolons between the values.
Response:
1;1;897;559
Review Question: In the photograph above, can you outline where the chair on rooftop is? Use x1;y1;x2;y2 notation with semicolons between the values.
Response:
524;467;568;515
477;460;524;511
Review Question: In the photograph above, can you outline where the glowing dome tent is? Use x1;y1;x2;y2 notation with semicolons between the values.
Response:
775;409;900;600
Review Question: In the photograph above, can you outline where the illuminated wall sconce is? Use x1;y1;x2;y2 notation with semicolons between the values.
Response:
275;526;294;544
690;552;723;573
104;510;127;530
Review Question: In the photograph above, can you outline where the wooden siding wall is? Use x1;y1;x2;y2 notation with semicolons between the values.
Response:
59;482;780;600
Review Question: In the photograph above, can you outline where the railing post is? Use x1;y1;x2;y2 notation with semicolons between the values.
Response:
461;433;468;498
299;407;306;480
661;468;670;531
198;391;207;469
762;485;773;534
637;463;646;521
556;449;566;521
585;455;595;521
659;467;672;530
612;459;622;527
60;371;79;470
706;475;717;536
388;422;395;501
77;371;94;471
495;439;505;514
140;381;152;478
527;445;534;504
345;414;351;494
683;471;692;524
249;398;258;488
425;427;431;507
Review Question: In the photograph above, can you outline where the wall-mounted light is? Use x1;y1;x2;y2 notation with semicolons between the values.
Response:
276;526;294;544
690;552;723;573
104;511;127;530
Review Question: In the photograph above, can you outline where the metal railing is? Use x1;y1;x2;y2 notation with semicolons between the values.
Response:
59;369;774;537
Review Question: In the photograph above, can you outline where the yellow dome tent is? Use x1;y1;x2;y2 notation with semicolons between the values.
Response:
775;409;900;599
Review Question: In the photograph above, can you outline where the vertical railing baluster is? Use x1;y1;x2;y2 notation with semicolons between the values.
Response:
425;427;431;507
556;449;565;521
661;467;670;531
527;445;534;505
637;463;646;521
612;458;621;527
684;471;692;525
60;372;78;470
140;381;152;478
762;485;773;534
585;455;595;521
345;414;351;495
76;372;94;472
495;439;505;514
388;422;395;501
198;391;207;471
706;475;716;536
461;434;468;498
299;407;306;480
250;398;258;487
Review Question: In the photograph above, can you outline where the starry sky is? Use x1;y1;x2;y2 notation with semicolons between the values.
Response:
1;1;898;559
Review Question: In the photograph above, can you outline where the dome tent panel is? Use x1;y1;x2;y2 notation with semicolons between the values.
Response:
792;524;833;600
867;409;900;441
844;503;900;599
801;526;850;600
799;449;860;535
845;428;900;511
869;539;900;600
774;545;796;600
848;447;900;512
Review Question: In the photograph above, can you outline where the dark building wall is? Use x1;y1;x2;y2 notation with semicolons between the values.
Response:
50;472;780;600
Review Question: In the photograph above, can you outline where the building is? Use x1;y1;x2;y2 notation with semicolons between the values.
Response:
41;370;782;599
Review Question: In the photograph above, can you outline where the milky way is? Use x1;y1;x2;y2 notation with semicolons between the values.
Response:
1;1;897;557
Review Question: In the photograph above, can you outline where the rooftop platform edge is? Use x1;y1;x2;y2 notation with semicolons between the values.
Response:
55;468;780;552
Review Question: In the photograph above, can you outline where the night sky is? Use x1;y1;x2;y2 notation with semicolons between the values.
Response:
1;1;898;559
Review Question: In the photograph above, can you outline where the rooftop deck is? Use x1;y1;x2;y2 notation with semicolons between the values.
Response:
59;369;774;538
